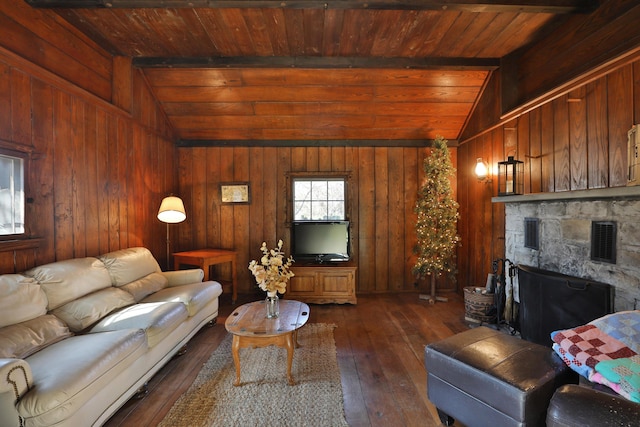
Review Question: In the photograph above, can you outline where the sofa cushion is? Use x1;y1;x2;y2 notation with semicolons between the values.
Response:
142;281;222;316
25;257;111;310
52;287;136;332
91;302;188;348
99;247;162;287
0;315;72;359
121;272;168;302
0;274;46;328
16;329;146;427
162;269;204;287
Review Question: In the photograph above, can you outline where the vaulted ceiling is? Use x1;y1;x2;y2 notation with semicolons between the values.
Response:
26;0;598;144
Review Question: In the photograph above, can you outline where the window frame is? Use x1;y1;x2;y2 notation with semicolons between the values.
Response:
292;178;346;221
286;171;352;225
0;147;29;241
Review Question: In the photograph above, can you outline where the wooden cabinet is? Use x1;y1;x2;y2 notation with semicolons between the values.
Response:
287;265;357;304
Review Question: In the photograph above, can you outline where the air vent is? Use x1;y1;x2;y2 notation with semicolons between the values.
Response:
524;218;539;250
591;221;616;264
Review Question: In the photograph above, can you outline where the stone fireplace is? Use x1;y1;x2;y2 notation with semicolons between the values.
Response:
500;187;640;312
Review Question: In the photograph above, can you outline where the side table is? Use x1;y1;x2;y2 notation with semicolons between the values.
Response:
173;248;238;303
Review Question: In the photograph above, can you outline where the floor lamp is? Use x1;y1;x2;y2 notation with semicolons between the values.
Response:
157;195;186;270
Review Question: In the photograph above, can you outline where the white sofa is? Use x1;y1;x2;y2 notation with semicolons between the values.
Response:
0;247;223;427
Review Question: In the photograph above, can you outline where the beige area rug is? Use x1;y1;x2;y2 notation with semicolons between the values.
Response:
159;323;349;427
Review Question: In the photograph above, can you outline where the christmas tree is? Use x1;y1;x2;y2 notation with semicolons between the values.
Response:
413;136;461;302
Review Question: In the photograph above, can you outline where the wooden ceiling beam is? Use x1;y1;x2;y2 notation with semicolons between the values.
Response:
133;56;500;70
25;0;597;14
176;139;459;147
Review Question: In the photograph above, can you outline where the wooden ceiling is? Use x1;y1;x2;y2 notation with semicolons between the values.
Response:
27;0;597;143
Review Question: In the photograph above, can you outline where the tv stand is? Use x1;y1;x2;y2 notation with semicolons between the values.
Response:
288;263;357;304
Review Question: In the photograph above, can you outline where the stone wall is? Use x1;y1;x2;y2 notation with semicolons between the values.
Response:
505;198;640;311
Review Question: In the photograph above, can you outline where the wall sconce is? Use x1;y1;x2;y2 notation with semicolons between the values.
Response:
474;157;491;182
158;195;186;270
498;156;524;196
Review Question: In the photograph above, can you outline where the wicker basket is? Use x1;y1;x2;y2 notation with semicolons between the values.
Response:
463;286;496;324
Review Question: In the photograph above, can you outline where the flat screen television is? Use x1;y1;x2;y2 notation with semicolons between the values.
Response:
292;221;350;263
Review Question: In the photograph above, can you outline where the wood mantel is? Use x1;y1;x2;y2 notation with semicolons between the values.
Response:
492;186;640;203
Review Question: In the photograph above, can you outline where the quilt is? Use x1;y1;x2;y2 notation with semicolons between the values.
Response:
550;310;640;403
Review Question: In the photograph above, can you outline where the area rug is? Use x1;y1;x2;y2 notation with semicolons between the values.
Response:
159;323;349;427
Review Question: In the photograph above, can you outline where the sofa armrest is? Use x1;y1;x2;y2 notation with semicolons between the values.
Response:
160;269;204;287
547;384;640;427
0;359;32;401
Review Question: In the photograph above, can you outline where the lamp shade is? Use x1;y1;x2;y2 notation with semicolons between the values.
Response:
157;196;186;224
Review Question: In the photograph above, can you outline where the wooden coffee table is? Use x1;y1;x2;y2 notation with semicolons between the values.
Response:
224;299;310;386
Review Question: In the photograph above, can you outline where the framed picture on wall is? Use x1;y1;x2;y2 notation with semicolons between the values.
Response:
220;182;250;204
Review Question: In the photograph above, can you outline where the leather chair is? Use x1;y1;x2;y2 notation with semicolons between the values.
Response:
546;384;640;427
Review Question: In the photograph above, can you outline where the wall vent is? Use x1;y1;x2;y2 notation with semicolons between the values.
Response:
524;218;539;250
591;221;617;264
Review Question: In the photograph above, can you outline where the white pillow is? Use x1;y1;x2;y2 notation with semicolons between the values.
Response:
52;287;135;332
99;247;162;286
25;257;111;310
121;272;168;302
0;315;72;359
0;274;47;328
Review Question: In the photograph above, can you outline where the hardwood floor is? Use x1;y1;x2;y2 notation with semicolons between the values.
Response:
104;291;470;427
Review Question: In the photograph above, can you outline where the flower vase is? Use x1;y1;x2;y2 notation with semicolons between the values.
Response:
265;293;280;318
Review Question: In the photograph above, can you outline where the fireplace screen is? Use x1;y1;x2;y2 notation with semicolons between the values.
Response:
517;265;613;346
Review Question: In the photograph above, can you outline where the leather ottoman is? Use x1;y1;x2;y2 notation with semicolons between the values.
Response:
425;326;577;427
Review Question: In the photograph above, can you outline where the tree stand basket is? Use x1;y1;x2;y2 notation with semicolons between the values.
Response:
463;287;496;324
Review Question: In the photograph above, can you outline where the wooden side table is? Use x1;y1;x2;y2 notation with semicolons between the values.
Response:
173;248;238;303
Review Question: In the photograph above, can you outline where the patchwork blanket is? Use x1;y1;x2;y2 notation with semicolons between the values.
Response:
551;310;640;403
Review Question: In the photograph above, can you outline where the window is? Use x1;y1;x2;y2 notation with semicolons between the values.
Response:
293;177;346;221
0;150;25;237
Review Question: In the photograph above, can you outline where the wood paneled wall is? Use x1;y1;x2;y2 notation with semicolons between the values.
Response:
0;16;177;273
0;1;113;102
175;145;457;295
500;1;640;118
457;61;638;291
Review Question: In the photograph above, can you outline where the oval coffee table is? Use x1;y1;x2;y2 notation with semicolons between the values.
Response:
224;299;310;386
